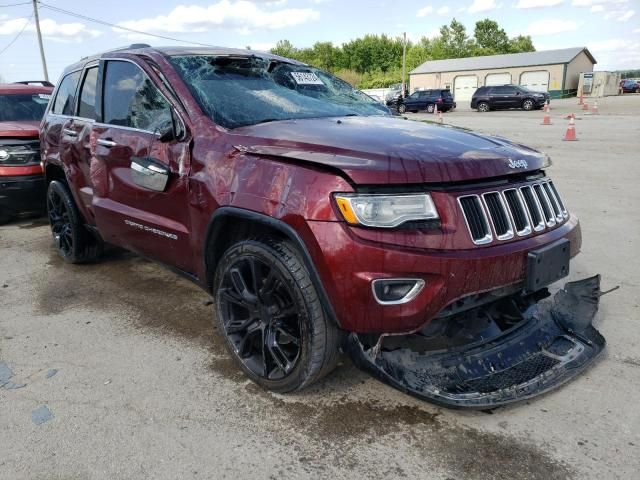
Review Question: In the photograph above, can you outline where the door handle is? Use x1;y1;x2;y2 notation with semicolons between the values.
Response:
63;128;78;137
97;139;117;148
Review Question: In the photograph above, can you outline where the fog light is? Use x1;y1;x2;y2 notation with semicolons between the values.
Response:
372;279;425;305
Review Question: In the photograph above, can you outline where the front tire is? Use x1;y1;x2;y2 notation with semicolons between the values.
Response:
47;180;102;263
397;103;406;114
213;237;341;393
426;104;435;113
522;99;534;111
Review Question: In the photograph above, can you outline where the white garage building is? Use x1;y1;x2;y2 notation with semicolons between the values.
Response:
409;47;596;101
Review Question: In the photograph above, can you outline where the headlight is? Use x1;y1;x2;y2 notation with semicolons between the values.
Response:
334;193;439;228
0;144;40;165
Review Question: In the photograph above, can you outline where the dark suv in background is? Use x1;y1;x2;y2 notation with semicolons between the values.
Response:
391;89;456;113
0;82;53;224
40;45;606;409
471;85;549;112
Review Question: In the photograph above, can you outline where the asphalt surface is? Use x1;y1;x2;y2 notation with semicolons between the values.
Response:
1;95;639;480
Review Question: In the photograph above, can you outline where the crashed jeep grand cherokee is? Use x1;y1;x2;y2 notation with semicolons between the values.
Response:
40;45;606;408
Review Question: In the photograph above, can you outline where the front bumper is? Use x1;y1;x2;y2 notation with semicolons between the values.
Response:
308;215;581;333
347;275;606;409
0;173;46;217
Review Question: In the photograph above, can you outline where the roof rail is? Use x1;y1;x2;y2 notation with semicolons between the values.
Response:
13;80;54;87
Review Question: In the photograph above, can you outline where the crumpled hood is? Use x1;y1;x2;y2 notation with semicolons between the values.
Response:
231;115;549;184
0;121;40;138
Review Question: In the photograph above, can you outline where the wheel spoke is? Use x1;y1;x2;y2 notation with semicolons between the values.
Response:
220;288;251;309
276;327;300;347
237;324;261;359
225;315;258;334
265;326;294;375
230;267;257;305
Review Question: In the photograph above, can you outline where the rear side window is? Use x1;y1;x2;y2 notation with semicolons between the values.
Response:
492;86;516;94
52;71;81;115
441;90;452;97
102;60;171;132
77;66;98;120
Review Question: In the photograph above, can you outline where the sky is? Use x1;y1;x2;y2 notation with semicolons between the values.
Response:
0;0;638;82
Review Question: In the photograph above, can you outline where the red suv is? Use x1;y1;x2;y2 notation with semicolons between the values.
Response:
0;82;53;224
40;46;606;408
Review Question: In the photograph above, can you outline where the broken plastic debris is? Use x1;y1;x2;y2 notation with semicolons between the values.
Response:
0;360;26;389
45;369;58;379
31;405;54;425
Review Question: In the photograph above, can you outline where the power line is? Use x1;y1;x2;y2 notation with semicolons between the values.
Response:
0;11;33;56
0;2;32;7
38;1;216;47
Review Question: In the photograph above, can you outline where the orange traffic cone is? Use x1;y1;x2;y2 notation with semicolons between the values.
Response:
582;101;589;111
541;110;552;125
544;99;550;112
592;100;599;115
563;116;578;141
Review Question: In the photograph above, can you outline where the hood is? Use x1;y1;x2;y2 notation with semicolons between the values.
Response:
231;116;548;185
0;121;40;139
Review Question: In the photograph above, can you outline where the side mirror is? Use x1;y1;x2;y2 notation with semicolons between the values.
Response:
131;157;169;192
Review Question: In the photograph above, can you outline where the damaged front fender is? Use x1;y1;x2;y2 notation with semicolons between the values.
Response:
347;276;608;409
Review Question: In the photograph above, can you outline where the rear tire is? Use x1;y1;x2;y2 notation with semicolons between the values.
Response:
426;104;435;113
47;180;102;263
477;102;490;112
212;237;341;393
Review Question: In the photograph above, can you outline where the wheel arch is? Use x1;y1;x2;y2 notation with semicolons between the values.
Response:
203;207;342;329
45;163;67;184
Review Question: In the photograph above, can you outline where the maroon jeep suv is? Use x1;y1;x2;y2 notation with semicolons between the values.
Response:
0;83;53;223
40;45;606;408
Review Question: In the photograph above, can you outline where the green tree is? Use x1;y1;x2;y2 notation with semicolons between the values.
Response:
271;39;297;58
508;35;536;53
474;19;510;54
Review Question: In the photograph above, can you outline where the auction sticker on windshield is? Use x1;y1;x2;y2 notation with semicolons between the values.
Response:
290;72;324;85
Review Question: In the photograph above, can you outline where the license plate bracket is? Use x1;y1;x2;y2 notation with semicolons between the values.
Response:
525;239;570;292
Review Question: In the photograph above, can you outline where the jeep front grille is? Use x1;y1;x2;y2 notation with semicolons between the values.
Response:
459;180;568;245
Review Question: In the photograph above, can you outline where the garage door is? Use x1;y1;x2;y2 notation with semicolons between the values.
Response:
520;71;550;92
454;75;478;101
485;73;511;86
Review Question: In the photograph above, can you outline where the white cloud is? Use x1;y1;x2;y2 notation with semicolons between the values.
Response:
417;6;433;17
246;42;276;51
468;0;499;13
437;6;450;14
115;1;319;35
526;19;577;35
588;38;626;51
609;9;634;21
572;0;628;6
0;16;101;42
590;4;604;10
515;0;563;7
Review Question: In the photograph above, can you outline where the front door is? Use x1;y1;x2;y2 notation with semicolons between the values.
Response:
91;59;193;272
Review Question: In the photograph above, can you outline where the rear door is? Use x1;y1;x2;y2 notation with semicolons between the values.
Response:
491;86;519;108
91;59;193;272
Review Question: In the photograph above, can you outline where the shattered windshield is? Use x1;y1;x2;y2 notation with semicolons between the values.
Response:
169;55;389;129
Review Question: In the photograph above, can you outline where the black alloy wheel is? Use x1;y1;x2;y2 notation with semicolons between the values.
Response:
213;237;341;392
219;255;302;380
46;180;102;263
48;183;74;258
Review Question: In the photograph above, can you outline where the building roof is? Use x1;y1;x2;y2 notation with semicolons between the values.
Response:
410;47;596;75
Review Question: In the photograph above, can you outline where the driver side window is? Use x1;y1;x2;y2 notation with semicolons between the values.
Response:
102;60;172;132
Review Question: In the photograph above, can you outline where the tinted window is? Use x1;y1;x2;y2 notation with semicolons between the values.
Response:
103;61;172;132
492;86;516;94
441;90;452;97
52;71;81;115
78;67;98;120
0;93;50;121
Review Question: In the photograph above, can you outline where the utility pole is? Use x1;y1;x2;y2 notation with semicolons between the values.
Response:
401;32;407;97
32;0;49;82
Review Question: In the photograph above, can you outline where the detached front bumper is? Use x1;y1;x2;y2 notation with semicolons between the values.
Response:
347;276;607;409
0;172;46;217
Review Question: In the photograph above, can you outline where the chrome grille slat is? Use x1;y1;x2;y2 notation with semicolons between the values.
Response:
458;179;568;244
503;189;532;236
